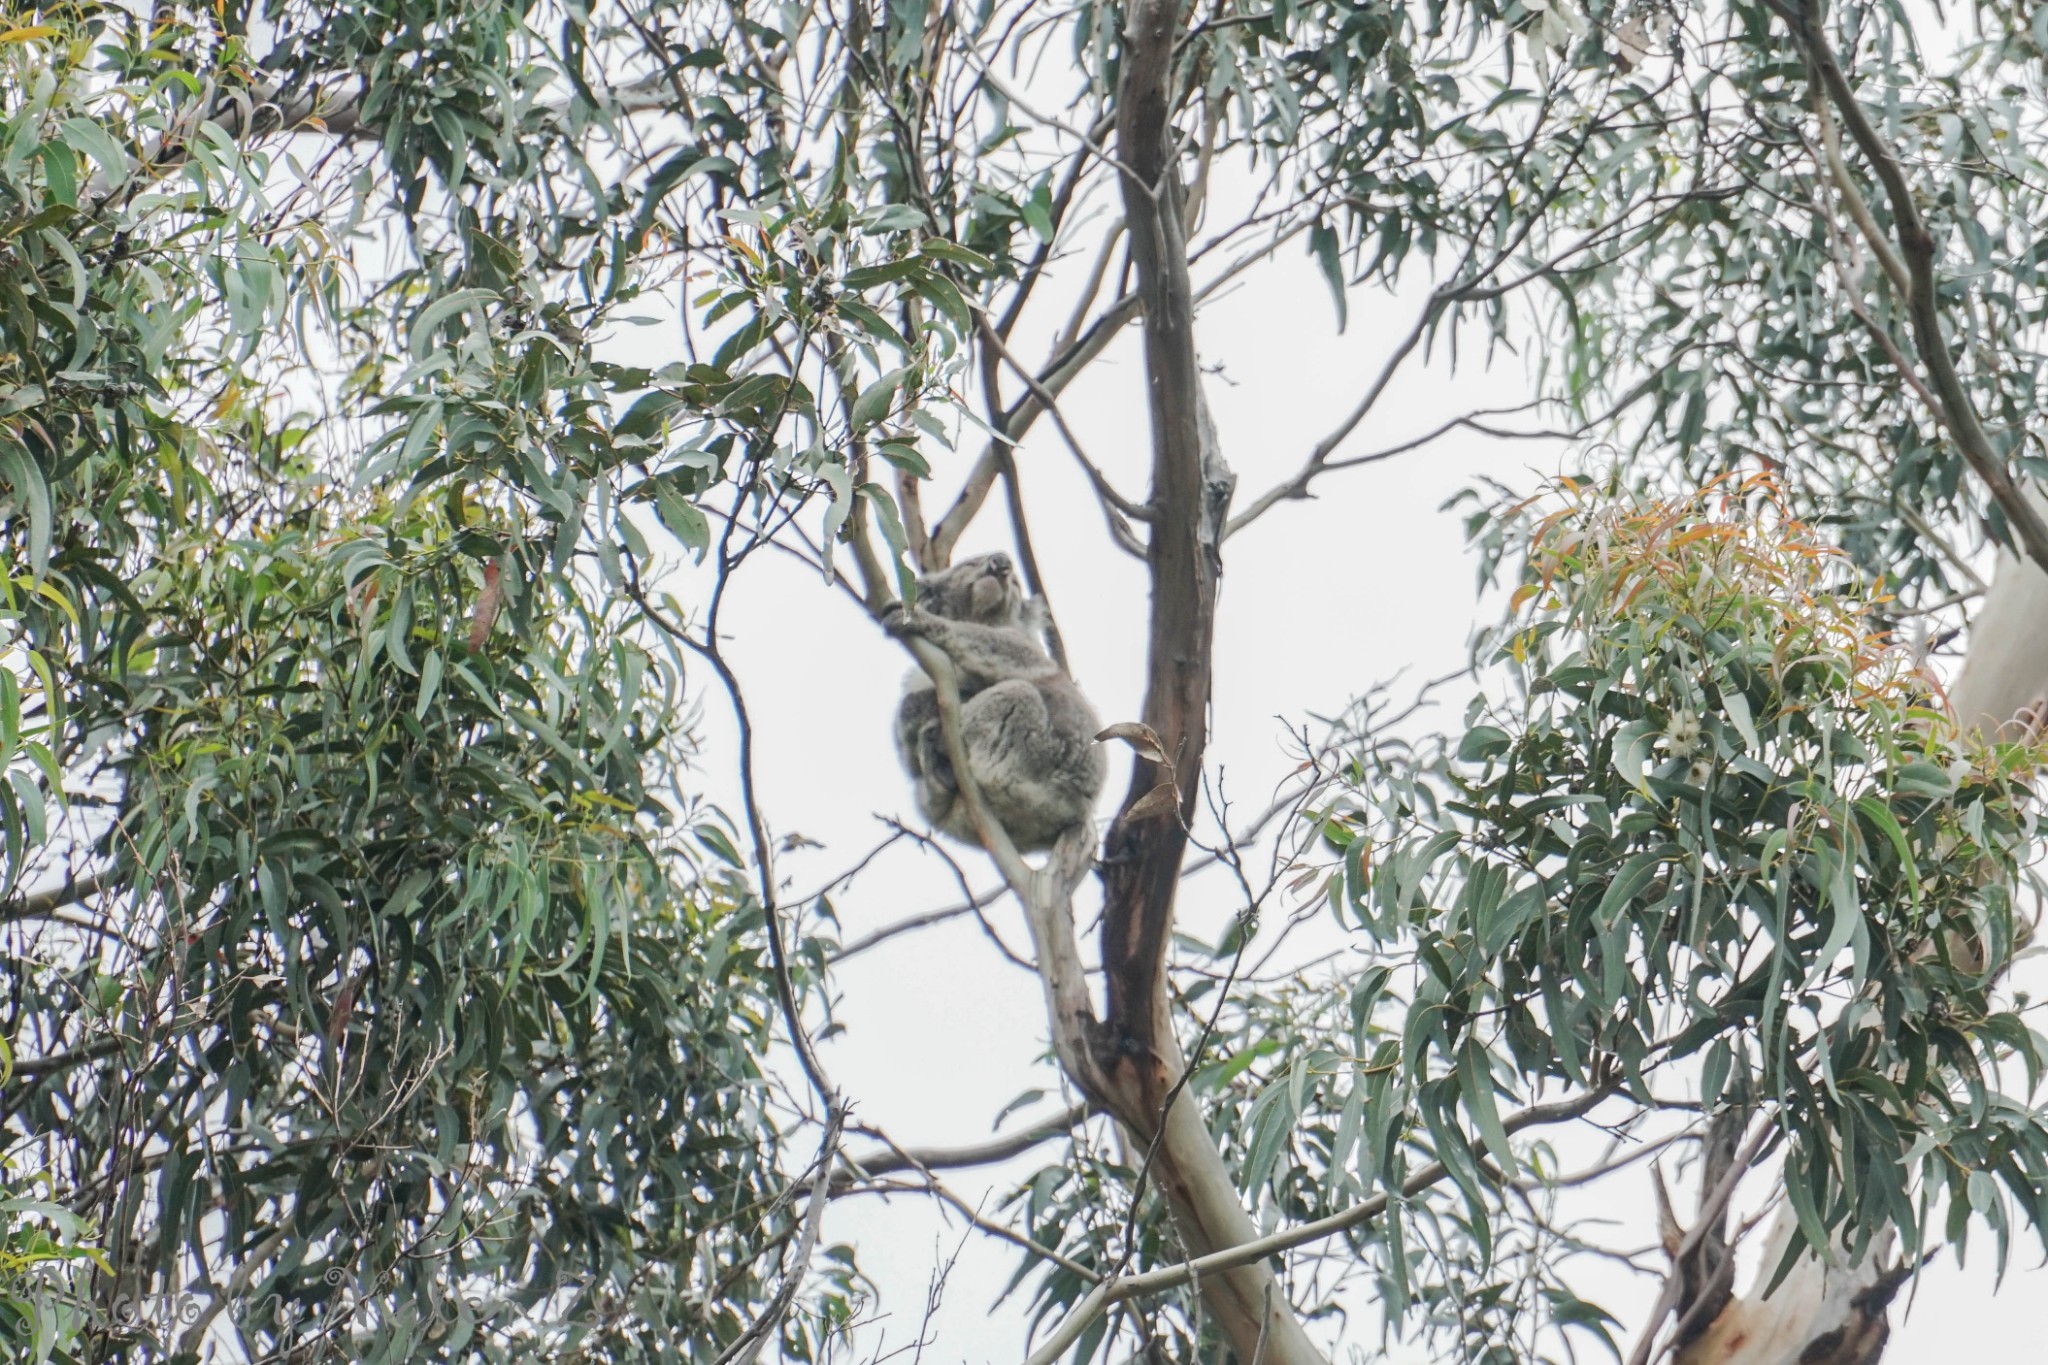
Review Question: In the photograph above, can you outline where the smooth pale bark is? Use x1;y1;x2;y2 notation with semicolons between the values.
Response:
1948;490;2048;739
1137;1030;1324;1361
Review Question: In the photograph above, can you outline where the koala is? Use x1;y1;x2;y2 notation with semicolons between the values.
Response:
885;553;1106;852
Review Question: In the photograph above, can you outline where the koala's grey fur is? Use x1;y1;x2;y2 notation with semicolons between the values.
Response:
886;553;1106;852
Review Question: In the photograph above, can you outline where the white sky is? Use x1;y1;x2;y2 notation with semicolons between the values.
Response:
662;223;2048;1360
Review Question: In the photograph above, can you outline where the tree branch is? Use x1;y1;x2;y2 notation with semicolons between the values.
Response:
926;291;1146;567
832;1100;1091;1190
1226;286;1441;537
712;1110;845;1365
826;886;1005;963
1787;5;2048;575
1809;78;1908;297
838;1175;1102;1282
1087;2;1325;1359
3;869;107;923
11;1038;122;1079
977;314;1150;523
620;541;851;1362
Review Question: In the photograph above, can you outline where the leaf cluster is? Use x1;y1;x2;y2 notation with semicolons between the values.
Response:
1335;475;2048;1283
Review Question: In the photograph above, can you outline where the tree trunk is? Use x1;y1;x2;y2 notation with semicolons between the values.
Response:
1131;1030;1325;1362
1038;0;1331;1356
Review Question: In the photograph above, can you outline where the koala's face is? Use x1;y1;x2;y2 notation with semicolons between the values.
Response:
919;553;1023;624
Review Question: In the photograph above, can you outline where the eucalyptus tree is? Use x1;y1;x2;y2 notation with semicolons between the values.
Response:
2;0;2048;1362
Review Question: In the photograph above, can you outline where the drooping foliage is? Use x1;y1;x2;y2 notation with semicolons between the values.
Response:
1368;478;2047;1274
0;13;811;1362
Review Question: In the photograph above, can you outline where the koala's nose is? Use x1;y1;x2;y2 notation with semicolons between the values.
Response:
986;554;1013;579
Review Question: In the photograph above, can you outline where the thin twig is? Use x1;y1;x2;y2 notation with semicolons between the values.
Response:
712;1110;847;1365
978;71;1148;193
883;819;1037;971
977;313;1152;524
827;885;1004;963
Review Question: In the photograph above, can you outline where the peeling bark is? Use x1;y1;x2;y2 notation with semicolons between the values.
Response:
1658;1115;1902;1365
1674;1206;1902;1365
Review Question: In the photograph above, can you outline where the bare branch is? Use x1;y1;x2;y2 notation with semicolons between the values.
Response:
1230;357;1669;538
12;1039;123;1079
979;71;1145;189
977;314;1150;523
1810;80;1908;297
1006;291;1145;450
927;448;1006;568
839;1175;1102;1282
1225;288;1441;537
928;291;1146;566
712;1110;846;1365
832;1101;1091;1189
884;819;1037;971
993;142;1103;344
1053;218;1127;360
826;886;1004;963
974;312;1149;561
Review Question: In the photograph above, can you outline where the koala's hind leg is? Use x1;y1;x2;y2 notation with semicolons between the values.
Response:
956;679;1101;851
915;718;956;793
914;762;964;840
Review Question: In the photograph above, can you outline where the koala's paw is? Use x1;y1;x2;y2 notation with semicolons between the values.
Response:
879;602;925;637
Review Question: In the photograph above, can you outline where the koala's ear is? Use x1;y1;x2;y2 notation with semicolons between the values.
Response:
1023;596;1051;632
